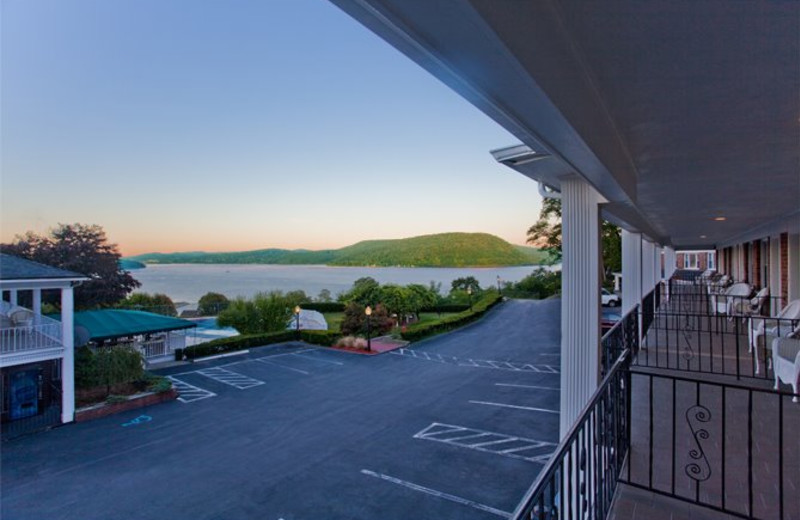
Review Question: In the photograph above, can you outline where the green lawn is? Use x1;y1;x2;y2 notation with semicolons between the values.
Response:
322;312;344;331
322;311;456;335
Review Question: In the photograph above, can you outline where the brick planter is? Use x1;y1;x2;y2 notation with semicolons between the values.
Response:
75;388;178;423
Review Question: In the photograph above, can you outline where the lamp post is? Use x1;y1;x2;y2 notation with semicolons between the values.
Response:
467;286;473;311
294;305;301;340
497;275;502;295
365;305;372;351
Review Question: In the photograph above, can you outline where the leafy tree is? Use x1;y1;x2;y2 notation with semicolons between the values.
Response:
119;292;177;316
450;276;481;293
502;268;562;299
198;292;229;316
94;346;145;396
340;302;392;336
527;198;621;280
317;289;332;302
217;291;291;334
284;290;309;309
1;223;140;309
378;284;413;323
338;277;381;305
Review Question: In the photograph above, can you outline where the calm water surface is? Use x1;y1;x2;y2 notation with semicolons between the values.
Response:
130;264;544;302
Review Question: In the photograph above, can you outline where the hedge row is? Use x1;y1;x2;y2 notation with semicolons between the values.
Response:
400;294;503;342
182;329;341;359
420;304;470;313
298;302;345;313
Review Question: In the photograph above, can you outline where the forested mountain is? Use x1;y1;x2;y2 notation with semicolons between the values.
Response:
127;233;551;267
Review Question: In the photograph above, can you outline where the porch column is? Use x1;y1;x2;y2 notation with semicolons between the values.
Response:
664;247;677;280
559;179;603;438
9;289;18;305
622;230;642;315
61;286;75;423
642;240;656;295
789;234;800;302
32;289;42;315
770;236;781;315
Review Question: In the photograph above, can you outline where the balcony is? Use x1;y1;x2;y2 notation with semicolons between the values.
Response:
0;301;64;367
513;279;799;520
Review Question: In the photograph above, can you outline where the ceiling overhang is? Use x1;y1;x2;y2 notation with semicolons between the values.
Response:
331;0;800;249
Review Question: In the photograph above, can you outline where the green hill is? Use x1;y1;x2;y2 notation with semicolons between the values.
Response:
127;232;551;268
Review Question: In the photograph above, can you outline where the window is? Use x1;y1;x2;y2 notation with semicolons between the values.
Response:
686;253;699;269
708;252;716;271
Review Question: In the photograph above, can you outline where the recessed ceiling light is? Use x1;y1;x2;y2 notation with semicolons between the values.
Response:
700;235;707;238
713;216;727;221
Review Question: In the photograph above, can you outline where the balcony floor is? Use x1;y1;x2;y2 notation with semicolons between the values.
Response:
610;483;738;520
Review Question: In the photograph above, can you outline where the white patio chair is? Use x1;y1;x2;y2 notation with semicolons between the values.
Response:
9;309;35;331
730;287;769;319
772;328;800;402
749;299;800;374
710;282;751;315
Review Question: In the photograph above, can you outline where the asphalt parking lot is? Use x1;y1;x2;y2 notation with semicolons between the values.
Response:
1;299;561;520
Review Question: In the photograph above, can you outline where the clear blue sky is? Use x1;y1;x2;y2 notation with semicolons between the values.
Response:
1;0;542;256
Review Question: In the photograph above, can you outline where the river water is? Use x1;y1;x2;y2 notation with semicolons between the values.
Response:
130;264;545;303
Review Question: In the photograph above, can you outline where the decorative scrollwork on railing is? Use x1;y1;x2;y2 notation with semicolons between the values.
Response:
680;329;694;361
685;405;712;482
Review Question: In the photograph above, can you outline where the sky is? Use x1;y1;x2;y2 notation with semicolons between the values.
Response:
1;0;543;256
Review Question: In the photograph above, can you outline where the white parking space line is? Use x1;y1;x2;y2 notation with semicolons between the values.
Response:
360;469;510;518
292;352;344;365
255;357;310;375
413;422;556;464
195;367;265;389
390;348;560;374
495;383;560;391
469;400;559;415
168;376;217;403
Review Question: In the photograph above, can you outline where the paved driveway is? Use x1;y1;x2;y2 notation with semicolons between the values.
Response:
2;299;561;520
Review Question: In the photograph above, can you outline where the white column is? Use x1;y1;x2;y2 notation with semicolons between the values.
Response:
642;240;656;296
769;237;781;314
654;245;663;281
664;247;677;280
9;289;18;305
789;234;800;302
622;230;642;315
33;289;42;315
61;286;75;423
559;179;602;438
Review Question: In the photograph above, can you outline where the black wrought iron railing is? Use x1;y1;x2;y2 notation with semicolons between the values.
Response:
622;370;799;520
602;306;639;375
511;349;632;520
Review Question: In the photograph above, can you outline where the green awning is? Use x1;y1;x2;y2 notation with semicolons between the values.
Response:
67;310;196;341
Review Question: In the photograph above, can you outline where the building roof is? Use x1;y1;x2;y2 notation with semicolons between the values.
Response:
0;253;86;281
69;310;197;342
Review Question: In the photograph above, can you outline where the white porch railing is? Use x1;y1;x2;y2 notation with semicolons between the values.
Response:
0;302;64;355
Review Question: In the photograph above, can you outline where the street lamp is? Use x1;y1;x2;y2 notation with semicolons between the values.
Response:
294;305;301;339
467;286;473;311
365;305;372;351
497;275;502;295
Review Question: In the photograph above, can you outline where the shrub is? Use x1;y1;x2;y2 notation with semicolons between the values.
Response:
198;292;230;316
75;346;100;389
335;336;368;350
298;302;345;313
95;346;145;392
182;329;341;359
217;291;292;334
183;330;296;359
420;304;470;313
340;302;392;335
143;373;172;393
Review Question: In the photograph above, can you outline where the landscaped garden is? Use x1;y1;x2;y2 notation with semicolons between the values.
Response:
180;276;503;359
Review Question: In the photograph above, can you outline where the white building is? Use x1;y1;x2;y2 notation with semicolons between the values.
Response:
0;254;87;439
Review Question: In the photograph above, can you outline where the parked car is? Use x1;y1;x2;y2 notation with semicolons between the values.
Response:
601;308;622;335
602;288;620;307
